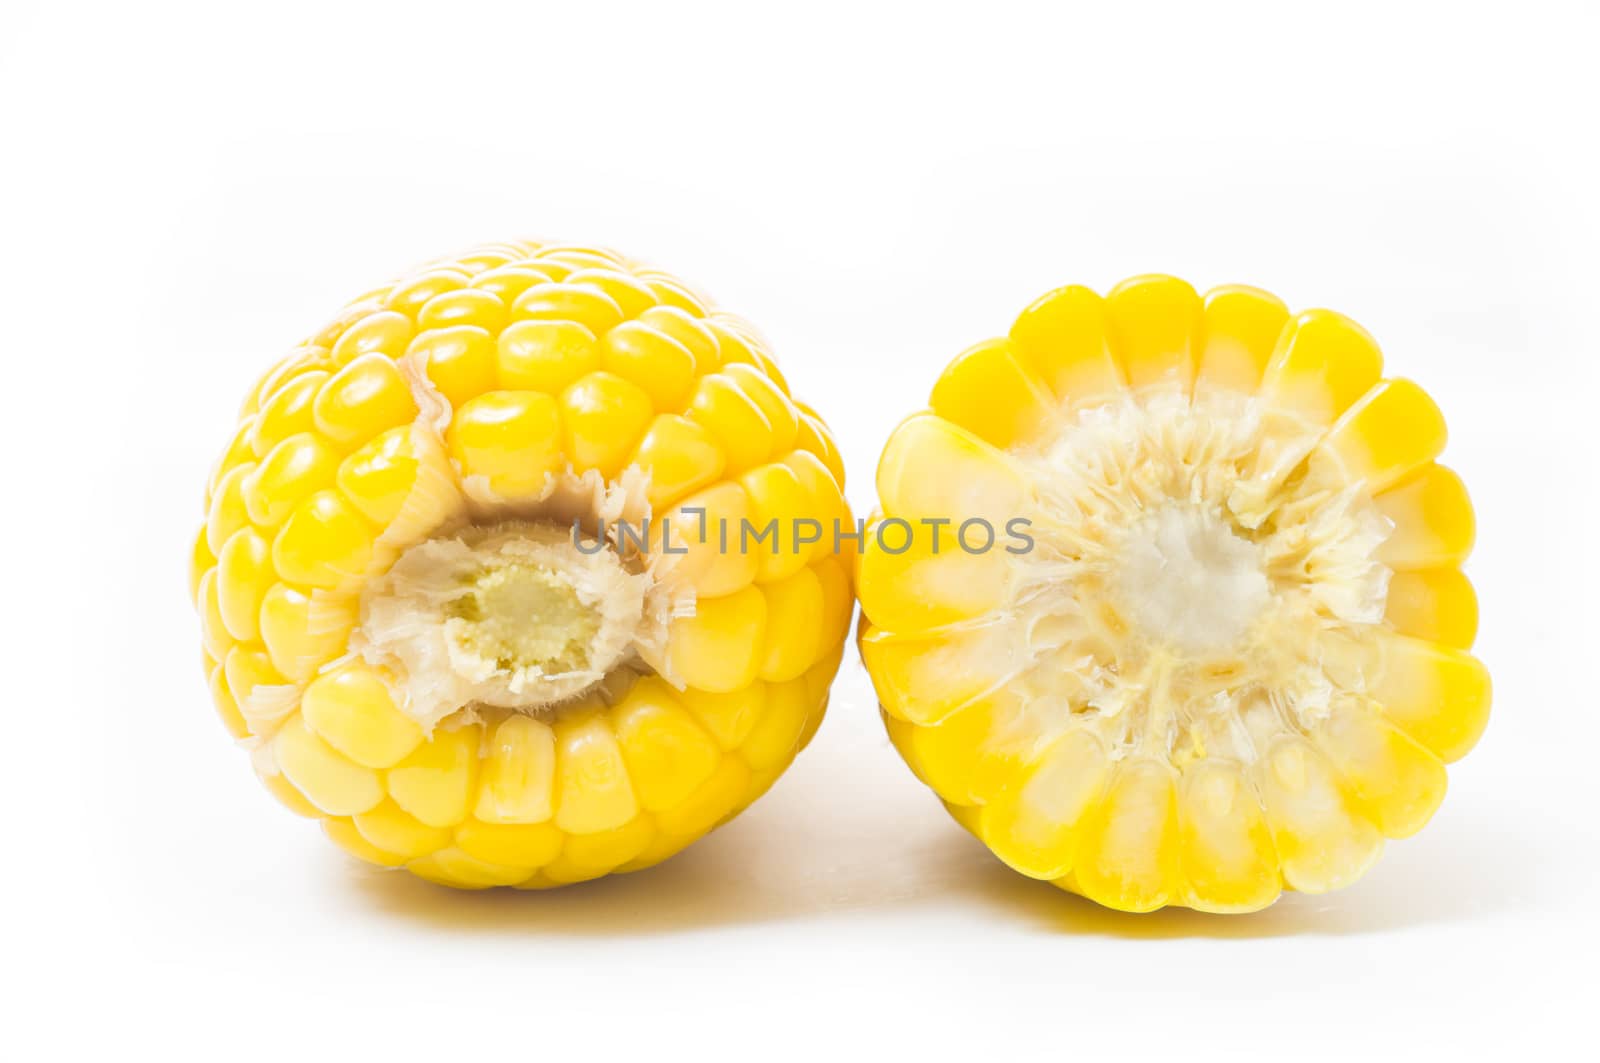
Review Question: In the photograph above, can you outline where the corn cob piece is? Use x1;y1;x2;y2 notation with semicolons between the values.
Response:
194;241;853;888
860;276;1487;913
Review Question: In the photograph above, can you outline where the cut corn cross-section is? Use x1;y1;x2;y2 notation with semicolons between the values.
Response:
193;240;853;889
861;276;1488;913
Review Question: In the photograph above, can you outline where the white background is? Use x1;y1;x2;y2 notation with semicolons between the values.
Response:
4;1;1597;1058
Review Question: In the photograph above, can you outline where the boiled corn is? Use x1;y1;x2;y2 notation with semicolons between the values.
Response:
860;276;1488;913
194;240;853;889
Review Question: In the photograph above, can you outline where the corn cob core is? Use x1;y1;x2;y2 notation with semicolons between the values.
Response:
356;521;661;727
999;390;1394;760
1112;505;1271;652
192;240;854;889
445;551;608;676
861;277;1488;914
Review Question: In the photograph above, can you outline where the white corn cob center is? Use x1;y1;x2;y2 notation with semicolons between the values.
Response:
1003;388;1392;766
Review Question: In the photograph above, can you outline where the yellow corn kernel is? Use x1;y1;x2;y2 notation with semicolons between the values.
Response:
207;418;256;499
416;288;508;334
411;325;497;409
469;264;557;306
353;801;453;861
312;301;379;353
1177;759;1281;913
553;711;638;835
638;306;718;372
1255;737;1383;893
272;714;384;817
250;371;328;458
301;660;424;769
676;683;764;751
1321;378;1447;492
1384;568;1479;648
737;462;813;584
446;390;564;500
541;816;658;885
929;339;1054;448
885;694;1028;807
449;245;519;275
1008;284;1125;402
222;644;296;733
194;240;850;888
243;432;342;529
196;568;234;662
667;584;767;693
797;645;841;752
795;407;846;490
1196;285;1289;394
756;567;825;682
331;309;414;365
1069;759;1182;913
512;282;624;336
387;725;481;829
559;371;654;479
863;275;1487;913
496;319;600;392
875;414;1028;526
335;424;459;535
653;481;760;598
205;462;254;556
631;414;727;508
738;677;810;774
811;555;855;655
978;729;1108;880
1369;632;1492;762
257;759;321;818
408;847;531;889
474;714;557;824
601;319;697;410
258;583;357;681
564;267;656;317
208;660;250;739
654;756;750;840
324;818;406;868
1374;463;1475;569
640;276;707;317
781;451;847;567
189;525;216;603
860;621;1019;726
1105;275;1202;392
614;826;692;875
270;489;377;590
312;354;419;447
454;818;564;869
384;269;469;320
1314;706;1448;839
612;678;721;813
246;355;314;418
1260;310;1385;425
724;363;798;451
856;519;1011;634
704;317;760;368
687;373;775;473
214;528;276;643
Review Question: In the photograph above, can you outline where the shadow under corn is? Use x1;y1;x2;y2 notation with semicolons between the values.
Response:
347;710;1531;940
